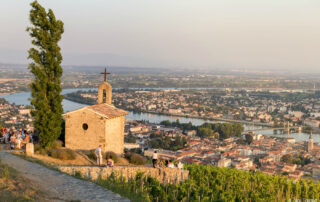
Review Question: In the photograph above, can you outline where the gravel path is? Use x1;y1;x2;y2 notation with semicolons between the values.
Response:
0;151;129;202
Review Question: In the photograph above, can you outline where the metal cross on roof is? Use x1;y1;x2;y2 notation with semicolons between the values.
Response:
100;68;110;82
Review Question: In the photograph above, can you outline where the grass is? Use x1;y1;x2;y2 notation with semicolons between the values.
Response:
48;148;76;160
125;152;146;165
0;158;44;201
34;141;77;161
86;149;97;161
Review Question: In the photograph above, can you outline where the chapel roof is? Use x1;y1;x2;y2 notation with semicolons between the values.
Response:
65;103;128;119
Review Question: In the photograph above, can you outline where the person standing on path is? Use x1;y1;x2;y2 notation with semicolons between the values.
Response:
95;145;103;166
152;150;158;168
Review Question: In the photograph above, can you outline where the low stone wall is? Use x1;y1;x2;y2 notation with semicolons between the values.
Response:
58;166;189;184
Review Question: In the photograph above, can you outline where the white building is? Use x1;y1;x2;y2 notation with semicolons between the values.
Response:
217;158;232;168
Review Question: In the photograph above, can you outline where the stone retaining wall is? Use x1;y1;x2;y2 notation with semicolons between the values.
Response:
58;166;189;184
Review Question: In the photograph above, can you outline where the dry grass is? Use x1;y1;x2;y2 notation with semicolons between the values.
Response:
124;152;146;165
48;148;76;160
0;160;46;201
17;148;93;166
116;157;130;166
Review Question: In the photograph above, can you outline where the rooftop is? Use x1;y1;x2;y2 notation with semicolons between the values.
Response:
65;103;128;119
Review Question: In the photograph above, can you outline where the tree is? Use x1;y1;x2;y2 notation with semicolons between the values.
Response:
232;123;244;137
149;139;161;148
126;133;137;143
220;123;233;139
245;134;253;145
160;120;171;126
198;127;214;138
27;1;64;148
281;154;292;163
185;121;193;130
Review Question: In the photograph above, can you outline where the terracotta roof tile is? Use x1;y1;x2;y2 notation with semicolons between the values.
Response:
86;103;128;119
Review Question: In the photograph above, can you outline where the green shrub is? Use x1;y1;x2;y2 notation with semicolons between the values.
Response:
87;150;97;160
125;152;146;165
34;144;48;155
2;165;10;179
74;171;82;178
48;149;76;160
52;140;63;149
104;151;118;163
34;144;41;151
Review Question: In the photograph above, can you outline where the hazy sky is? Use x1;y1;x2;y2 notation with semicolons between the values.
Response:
0;0;319;70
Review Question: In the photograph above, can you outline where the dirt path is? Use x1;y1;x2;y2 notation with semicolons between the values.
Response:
0;151;129;202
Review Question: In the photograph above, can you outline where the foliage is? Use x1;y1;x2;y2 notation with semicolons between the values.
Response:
89;164;320;201
64;90;97;105
125;152;146;165
125;133;137;143
34;140;63;156
303;125;313;133
160;120;195;131
104;151;118;163
197;122;244;139
281;154;292;163
198;127;215;138
281;154;311;166
52;140;63;149
160;120;172;126
87;150;97;160
158;120;244;140
96;173;151;202
34;144;48;155
245;134;253;144
149;135;187;151
0;98;9;105
27;1;64;148
48;149;76;160
74;171;82;178
2;165;10;180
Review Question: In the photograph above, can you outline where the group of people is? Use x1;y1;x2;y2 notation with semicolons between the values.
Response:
0;128;33;150
152;150;184;169
95;145;114;167
93;146;184;169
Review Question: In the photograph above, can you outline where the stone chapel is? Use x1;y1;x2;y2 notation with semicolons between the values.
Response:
64;68;128;154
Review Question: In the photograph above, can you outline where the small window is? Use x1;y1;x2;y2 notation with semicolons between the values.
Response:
82;123;88;130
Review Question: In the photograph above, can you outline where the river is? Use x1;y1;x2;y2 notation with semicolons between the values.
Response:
1;88;318;142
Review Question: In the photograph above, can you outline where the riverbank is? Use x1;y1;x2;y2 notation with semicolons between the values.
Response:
0;91;22;96
3;89;320;142
63;96;273;127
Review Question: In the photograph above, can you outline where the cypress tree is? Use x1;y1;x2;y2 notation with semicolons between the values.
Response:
27;1;64;148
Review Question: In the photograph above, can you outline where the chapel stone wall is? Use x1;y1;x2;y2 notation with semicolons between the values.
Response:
65;109;106;150
58;166;189;184
104;116;125;154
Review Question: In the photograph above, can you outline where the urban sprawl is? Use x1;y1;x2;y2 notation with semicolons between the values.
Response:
3;86;320;181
